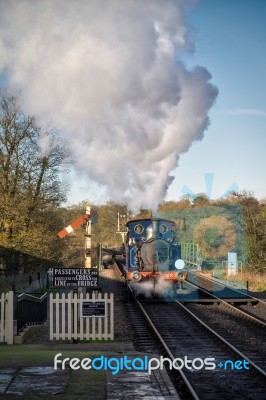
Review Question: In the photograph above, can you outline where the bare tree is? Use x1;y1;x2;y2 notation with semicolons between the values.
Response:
0;88;71;271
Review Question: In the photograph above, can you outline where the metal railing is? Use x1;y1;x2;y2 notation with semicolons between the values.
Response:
16;292;47;334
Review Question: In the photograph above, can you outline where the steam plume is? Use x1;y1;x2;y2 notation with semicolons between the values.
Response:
0;0;218;210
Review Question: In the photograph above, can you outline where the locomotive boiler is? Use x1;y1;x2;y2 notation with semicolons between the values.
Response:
125;218;187;297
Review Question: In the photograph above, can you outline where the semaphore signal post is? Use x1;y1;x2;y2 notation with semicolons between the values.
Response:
57;204;98;269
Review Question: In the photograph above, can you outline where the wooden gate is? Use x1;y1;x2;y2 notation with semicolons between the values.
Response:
50;292;114;341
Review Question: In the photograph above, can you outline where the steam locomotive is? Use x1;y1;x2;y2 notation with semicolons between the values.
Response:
125;218;187;298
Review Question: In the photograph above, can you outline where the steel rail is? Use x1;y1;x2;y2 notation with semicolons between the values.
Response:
125;282;200;399
134;288;266;397
125;277;266;398
134;295;201;400
175;298;266;378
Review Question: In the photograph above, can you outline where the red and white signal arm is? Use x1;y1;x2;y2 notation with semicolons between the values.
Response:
58;209;98;239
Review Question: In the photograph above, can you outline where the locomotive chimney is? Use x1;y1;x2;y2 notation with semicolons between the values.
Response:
152;219;160;238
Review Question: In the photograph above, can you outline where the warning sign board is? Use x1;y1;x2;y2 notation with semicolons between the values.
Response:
52;267;98;288
81;301;106;317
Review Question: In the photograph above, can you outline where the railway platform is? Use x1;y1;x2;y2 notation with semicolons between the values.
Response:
0;343;181;399
106;355;181;399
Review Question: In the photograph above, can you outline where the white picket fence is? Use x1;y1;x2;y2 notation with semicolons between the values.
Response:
50;292;114;341
0;291;14;344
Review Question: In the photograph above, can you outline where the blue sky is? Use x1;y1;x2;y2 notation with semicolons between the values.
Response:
166;0;266;201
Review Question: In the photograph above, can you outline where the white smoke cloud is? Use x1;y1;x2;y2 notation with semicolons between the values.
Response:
0;0;218;211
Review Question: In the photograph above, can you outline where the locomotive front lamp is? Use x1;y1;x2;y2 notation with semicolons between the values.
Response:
132;271;142;282
175;259;185;270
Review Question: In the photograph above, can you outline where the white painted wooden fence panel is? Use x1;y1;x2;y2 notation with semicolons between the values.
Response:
50;291;114;341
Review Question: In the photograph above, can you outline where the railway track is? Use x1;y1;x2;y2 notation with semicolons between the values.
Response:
111;254;266;398
135;296;266;400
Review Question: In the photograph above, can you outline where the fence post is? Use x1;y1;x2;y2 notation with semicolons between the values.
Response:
110;293;114;340
49;292;53;341
6;291;14;344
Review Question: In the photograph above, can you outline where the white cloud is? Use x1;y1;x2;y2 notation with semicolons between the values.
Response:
0;0;218;211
